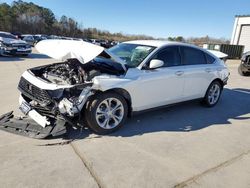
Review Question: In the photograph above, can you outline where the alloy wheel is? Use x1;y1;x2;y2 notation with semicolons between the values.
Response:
95;98;124;129
208;84;221;105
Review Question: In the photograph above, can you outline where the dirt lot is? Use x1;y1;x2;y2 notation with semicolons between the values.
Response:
0;51;249;188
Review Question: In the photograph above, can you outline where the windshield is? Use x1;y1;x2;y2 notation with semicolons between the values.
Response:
0;33;17;39
108;43;155;67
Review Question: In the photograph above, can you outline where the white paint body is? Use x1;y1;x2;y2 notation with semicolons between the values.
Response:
20;40;229;126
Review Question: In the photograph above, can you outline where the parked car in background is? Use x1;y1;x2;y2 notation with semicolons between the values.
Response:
11;32;22;39
49;35;61;40
100;40;113;48
90;39;101;46
238;51;250;76
14;40;229;138
33;34;49;44
21;34;36;46
0;31;31;56
83;38;92;43
111;41;120;46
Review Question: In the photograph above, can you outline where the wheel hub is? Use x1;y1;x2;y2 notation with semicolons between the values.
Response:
95;98;124;129
208;84;220;105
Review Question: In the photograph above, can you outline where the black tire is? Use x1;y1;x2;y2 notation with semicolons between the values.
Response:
203;81;222;107
238;65;247;76
84;92;128;134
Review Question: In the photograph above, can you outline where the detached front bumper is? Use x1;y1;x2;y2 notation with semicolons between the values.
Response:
19;95;51;127
0;95;67;139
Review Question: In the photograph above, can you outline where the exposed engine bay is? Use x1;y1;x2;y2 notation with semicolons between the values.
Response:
42;60;86;85
30;57;125;85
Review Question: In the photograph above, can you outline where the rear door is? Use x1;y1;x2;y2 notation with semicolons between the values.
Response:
180;46;216;99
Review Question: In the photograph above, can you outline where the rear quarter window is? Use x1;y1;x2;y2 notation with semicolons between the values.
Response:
205;53;216;64
181;46;207;65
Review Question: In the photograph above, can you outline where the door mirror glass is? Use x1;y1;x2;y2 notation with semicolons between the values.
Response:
149;59;164;69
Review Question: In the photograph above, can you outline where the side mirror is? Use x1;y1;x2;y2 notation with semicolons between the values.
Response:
149;59;164;69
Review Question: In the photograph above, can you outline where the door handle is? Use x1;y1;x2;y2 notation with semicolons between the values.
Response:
175;71;184;76
205;68;212;73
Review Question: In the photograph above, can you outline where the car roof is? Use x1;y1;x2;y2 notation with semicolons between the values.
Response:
123;40;184;48
123;40;221;61
0;31;13;35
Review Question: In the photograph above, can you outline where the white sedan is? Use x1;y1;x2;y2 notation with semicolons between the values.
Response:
17;40;229;136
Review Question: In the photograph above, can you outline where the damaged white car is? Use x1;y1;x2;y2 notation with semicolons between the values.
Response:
0;40;229;138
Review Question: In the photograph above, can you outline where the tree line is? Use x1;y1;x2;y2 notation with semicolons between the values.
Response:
0;0;229;43
0;0;154;41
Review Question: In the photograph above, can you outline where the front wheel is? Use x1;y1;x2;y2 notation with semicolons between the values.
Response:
85;92;128;134
203;81;222;107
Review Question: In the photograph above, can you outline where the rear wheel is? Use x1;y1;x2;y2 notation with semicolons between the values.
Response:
203;81;222;107
85;92;128;134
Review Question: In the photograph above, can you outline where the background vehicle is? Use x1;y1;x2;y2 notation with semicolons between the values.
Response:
21;34;36;46
11;32;22;39
0;31;31;56
33;34;49;44
90;39;101;46
238;51;250;76
13;40;229;138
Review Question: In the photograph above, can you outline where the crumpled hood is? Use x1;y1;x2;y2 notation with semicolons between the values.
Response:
0;37;27;45
36;39;104;64
36;39;127;71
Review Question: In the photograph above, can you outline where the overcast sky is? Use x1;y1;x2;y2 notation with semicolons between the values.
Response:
1;0;250;39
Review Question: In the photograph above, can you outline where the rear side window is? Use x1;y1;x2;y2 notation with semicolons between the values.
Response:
181;46;207;65
152;46;181;67
205;53;216;64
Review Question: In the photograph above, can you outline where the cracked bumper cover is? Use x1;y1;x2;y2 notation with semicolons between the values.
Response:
19;95;51;127
0;96;67;139
0;111;66;139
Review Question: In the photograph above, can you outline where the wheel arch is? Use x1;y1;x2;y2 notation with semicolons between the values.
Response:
210;78;224;88
204;78;224;98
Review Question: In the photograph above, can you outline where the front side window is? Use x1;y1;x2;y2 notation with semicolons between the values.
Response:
181;46;207;65
108;43;155;68
151;46;181;67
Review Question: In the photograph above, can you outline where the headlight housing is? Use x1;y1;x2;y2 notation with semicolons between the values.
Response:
0;41;9;48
